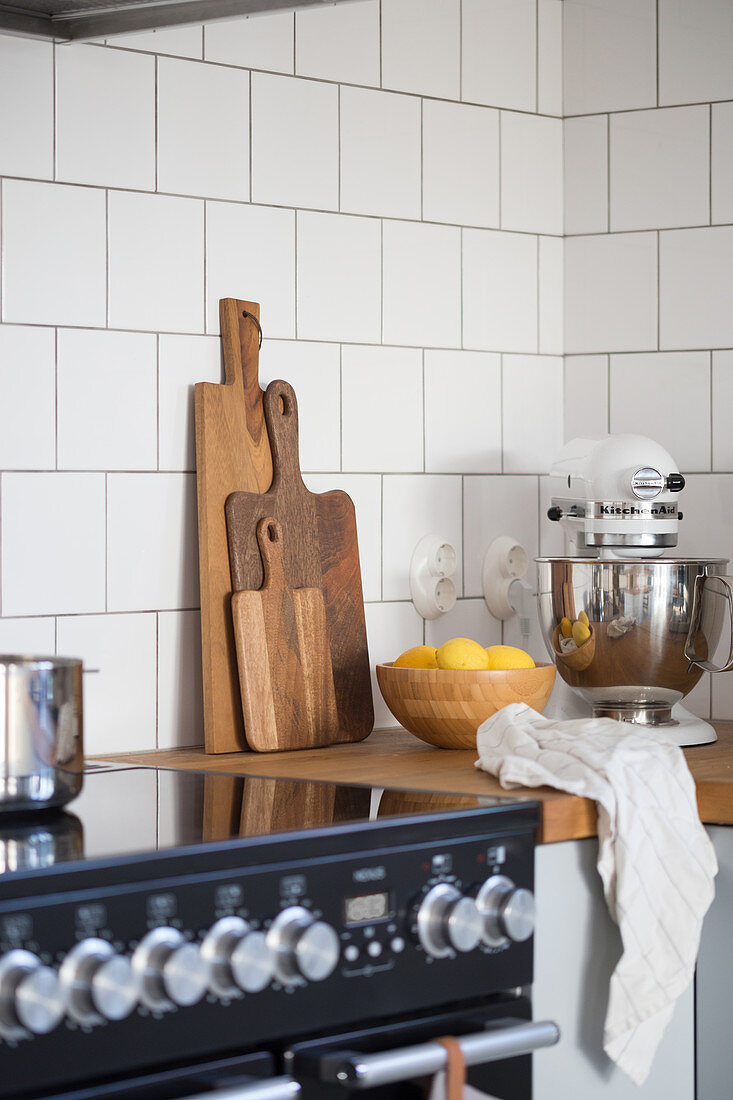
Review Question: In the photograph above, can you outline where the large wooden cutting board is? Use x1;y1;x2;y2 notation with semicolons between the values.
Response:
195;299;272;754
226;379;374;746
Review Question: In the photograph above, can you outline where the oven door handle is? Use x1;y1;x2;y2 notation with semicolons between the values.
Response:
320;1018;560;1089
181;1076;301;1100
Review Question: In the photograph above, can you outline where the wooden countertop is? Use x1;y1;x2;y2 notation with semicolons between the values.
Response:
96;722;733;844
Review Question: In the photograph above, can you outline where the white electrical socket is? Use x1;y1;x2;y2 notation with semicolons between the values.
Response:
482;536;529;620
409;534;458;621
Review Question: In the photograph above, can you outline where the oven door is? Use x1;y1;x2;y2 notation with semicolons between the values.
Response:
287;999;559;1100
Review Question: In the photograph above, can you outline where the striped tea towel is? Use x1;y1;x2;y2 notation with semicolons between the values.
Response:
475;702;718;1085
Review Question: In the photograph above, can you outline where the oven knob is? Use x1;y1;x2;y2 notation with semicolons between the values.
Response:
476;876;535;947
201;916;274;996
132;927;208;1010
0;949;64;1036
266;906;340;984
59;938;138;1025
416;883;482;958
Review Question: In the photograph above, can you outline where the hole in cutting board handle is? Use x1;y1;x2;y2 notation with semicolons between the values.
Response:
266;523;278;542
277;392;291;416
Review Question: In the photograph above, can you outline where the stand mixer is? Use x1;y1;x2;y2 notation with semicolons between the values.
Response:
535;434;733;746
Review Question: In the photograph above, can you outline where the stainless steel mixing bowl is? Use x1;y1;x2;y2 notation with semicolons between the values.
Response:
535;558;733;725
0;656;84;811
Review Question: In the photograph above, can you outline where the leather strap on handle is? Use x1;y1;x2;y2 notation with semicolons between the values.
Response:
432;1035;467;1099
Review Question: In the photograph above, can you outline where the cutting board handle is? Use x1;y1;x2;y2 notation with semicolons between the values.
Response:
219;298;263;398
264;380;307;493
256;516;287;591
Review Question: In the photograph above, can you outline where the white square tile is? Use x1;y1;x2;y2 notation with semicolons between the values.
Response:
57;613;157;754
538;0;563;116
159;335;222;471
501;113;563;236
58;329;157;471
382;221;461;348
296;0;378;85
674;475;733;560
381;0;460;100
659;0;733;105
712;661;733;722
712;102;733;226
2;180;106;327
0;617;55;655
564;355;609;440
382;475;463;602
56;44;155;190
539;476;567;557
303;473;382;602
539;236;563;355
107;473;198;612
563;0;656;114
158;58;249;200
463;475;539;597
297;212;381;343
205;202;295;337
463;230;538;353
0;326;55;470
1;473;105;615
158;609;204;749
565;233;658;353
660;227;733;350
0;36;53;178
564;115;608;236
259;340;340;472
462;0;536;111
713;352;733;472
610;107;709;232
422;100;499;228
365;601;424;728
340;87;420;219
342;345;423;473
425;599;502;650
502;602;548;666
205;11;293;71
424;350;501;473
109;191;204;334
610;352;711;472
251;72;338;210
111;25;203;57
503;355;563;474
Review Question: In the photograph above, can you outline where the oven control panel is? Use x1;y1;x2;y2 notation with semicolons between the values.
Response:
0;812;536;1098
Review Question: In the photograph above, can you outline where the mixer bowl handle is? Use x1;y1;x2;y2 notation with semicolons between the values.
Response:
685;574;733;673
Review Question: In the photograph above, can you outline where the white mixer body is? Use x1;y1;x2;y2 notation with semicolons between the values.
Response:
548;434;685;557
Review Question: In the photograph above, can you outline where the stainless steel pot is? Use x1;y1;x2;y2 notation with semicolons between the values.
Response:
0;656;84;812
536;558;733;726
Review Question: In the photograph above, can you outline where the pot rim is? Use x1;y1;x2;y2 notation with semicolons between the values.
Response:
0;654;83;669
535;556;730;565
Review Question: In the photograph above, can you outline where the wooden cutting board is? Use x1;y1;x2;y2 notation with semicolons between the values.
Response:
226;378;373;746
195;299;272;754
231;517;339;752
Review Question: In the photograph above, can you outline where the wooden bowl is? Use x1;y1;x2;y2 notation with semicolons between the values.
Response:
551;623;596;672
375;662;557;750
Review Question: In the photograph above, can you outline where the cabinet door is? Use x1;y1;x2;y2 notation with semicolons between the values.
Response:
696;825;733;1100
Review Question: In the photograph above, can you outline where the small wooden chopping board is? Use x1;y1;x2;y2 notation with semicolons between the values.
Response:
195;299;272;754
226;379;373;746
232;517;339;752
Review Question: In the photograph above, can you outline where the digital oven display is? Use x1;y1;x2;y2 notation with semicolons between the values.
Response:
344;891;391;925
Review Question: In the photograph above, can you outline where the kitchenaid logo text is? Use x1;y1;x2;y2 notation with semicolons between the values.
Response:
600;504;676;516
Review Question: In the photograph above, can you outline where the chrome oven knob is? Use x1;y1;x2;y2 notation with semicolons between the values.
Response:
476;875;536;948
266;906;340;984
201;916;274;996
0;949;64;1036
416;883;482;959
59;938;138;1025
132;927;207;1010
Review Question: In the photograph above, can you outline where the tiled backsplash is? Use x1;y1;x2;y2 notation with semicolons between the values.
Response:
0;0;730;750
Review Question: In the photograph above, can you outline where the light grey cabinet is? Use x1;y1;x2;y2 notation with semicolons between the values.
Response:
696;825;733;1100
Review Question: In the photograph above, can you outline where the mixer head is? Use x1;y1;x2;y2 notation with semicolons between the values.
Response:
546;434;685;558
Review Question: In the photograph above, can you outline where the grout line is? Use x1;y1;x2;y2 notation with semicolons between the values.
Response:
292;10;296;75
606;114;610;232
379;219;384;343
154;56;159;193
339;343;343;472
249;70;253;201
0;475;2;618
379;474;384;601
460;226;464;348
54;328;59;470
536;236;541;352
709;102;713;225
105;190;110;328
497;111;503;227
419;98;424;221
709;350;714;472
156;332;160;472
656;229;660;350
655;0;659;108
202;200;208;334
421;349;426;473
294;208;299;339
500;354;505;474
459;0;463;102
337;84;342;212
606;353;611;433
378;0;383;89
155;611;159;749
104;472;108;614
535;0;539;114
52;42;57;182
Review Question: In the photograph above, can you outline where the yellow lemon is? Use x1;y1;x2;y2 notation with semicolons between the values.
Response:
572;621;591;648
578;610;589;627
485;645;536;670
436;638;490;670
393;645;439;669
560;617;573;639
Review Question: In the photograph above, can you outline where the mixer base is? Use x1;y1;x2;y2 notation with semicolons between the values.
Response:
592;703;717;746
593;703;677;726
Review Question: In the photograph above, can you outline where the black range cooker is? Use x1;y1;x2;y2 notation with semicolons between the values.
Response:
0;765;558;1099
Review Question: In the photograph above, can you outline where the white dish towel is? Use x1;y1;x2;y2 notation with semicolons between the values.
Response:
475;702;718;1086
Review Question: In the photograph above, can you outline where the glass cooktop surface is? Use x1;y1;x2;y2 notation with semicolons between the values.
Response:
0;766;534;882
